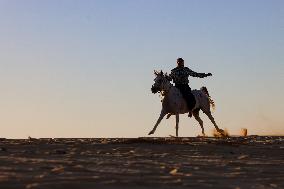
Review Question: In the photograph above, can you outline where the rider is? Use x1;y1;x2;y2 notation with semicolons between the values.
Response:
169;58;212;117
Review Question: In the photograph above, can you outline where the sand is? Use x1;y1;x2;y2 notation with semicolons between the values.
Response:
0;136;283;189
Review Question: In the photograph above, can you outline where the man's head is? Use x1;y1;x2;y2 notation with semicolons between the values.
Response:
177;58;184;67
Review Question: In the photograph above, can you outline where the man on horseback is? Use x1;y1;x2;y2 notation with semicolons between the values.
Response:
169;58;212;117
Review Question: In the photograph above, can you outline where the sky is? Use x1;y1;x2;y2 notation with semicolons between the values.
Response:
0;0;283;138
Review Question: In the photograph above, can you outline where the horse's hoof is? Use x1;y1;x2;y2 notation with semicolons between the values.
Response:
218;129;228;137
217;129;224;133
169;135;178;138
197;133;206;137
166;114;171;119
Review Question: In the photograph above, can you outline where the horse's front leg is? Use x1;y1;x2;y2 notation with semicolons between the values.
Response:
175;114;179;137
148;110;166;135
193;110;205;136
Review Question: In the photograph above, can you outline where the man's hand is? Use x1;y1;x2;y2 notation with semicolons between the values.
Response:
207;73;212;76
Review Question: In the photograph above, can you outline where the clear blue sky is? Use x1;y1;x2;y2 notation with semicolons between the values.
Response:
0;0;283;138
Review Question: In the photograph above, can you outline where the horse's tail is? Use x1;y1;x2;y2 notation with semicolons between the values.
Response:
201;86;215;111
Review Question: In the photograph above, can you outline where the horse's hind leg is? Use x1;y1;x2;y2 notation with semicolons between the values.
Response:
204;110;224;134
175;114;179;137
148;110;166;135
193;109;205;136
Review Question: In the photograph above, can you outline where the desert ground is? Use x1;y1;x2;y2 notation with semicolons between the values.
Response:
0;136;283;189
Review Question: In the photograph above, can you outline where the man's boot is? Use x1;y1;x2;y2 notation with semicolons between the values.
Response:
188;110;192;117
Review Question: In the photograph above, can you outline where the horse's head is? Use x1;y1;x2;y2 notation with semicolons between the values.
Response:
151;70;171;94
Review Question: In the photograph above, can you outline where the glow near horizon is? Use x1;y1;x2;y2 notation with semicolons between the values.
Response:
0;0;283;138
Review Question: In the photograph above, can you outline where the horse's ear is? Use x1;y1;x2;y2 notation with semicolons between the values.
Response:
154;70;158;75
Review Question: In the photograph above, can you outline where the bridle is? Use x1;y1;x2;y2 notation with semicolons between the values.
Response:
158;76;172;96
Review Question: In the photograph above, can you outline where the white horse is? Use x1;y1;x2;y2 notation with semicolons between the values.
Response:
148;70;224;137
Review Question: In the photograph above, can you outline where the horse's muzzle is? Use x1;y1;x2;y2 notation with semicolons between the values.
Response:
151;85;158;94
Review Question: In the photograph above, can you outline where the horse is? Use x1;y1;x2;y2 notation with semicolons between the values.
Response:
148;70;225;137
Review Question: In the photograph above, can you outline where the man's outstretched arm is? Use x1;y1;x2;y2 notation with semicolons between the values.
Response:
187;69;212;78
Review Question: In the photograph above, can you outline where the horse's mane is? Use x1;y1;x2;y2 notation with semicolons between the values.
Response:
154;70;171;81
